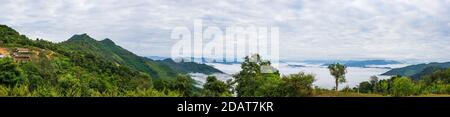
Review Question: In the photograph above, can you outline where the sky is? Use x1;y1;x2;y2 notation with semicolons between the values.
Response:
0;0;449;62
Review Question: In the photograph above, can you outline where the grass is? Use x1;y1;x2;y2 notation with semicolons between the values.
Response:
413;94;450;97
314;91;384;97
314;90;450;97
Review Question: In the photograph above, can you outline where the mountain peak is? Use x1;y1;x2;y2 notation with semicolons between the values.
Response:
0;25;19;35
100;38;116;45
0;24;26;44
67;33;96;42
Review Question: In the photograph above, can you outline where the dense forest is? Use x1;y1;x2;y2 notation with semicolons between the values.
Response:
0;24;449;97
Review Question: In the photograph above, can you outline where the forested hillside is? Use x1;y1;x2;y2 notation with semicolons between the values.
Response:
0;24;221;96
382;62;450;78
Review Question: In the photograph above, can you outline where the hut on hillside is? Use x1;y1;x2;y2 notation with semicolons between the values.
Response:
13;48;31;62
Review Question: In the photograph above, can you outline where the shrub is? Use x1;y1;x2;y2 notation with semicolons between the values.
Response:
280;72;315;97
392;77;415;96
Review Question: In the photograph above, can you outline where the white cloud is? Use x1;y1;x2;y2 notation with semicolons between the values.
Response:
0;0;449;62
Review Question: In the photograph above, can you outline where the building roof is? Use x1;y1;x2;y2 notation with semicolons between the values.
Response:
15;48;30;51
0;47;8;55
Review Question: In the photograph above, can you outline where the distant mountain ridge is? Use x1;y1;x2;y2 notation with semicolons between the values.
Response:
318;60;402;68
382;62;450;80
146;56;168;60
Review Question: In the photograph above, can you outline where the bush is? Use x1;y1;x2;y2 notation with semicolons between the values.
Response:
358;81;372;93
0;57;25;86
31;85;60;97
392;77;415;96
10;83;31;96
279;72;315;97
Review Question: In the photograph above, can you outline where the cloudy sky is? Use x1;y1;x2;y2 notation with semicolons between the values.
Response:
1;0;449;62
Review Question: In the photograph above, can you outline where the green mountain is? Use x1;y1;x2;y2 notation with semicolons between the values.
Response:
154;58;223;75
410;66;447;80
382;62;450;79
60;34;222;79
61;34;159;77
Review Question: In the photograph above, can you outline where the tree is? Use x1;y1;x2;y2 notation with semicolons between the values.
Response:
280;72;315;97
173;75;195;97
328;63;347;91
202;76;231;97
422;68;450;84
232;54;280;97
0;57;25;86
376;79;390;95
369;76;379;93
358;81;372;93
18;61;43;90
392;77;414;96
153;78;172;91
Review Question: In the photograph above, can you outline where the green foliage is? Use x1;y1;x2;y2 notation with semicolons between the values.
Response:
391;77;415;96
358;81;372;93
0;25;186;97
173;75;196;97
232;54;316;97
358;68;450;96
340;86;357;93
279;72;315;97
124;88;180;97
62;34;158;77
0;57;25;86
0;25;28;44
202;76;232;97
151;75;197;97
0;85;8;96
61;34;222;79
232;54;282;97
375;80;390;95
382;62;450;78
156;59;223;75
419;68;450;94
32;85;60;97
328;63;347;91
422;68;450;84
10;83;32;96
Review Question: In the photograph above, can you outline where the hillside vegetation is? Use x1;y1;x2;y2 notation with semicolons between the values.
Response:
382;62;450;78
0;24;221;96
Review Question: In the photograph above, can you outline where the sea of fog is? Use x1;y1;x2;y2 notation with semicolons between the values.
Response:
190;62;409;89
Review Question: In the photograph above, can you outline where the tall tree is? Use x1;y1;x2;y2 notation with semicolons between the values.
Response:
232;54;280;97
369;75;379;92
328;63;347;91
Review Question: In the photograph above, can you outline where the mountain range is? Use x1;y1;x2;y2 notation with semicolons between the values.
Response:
317;60;402;68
